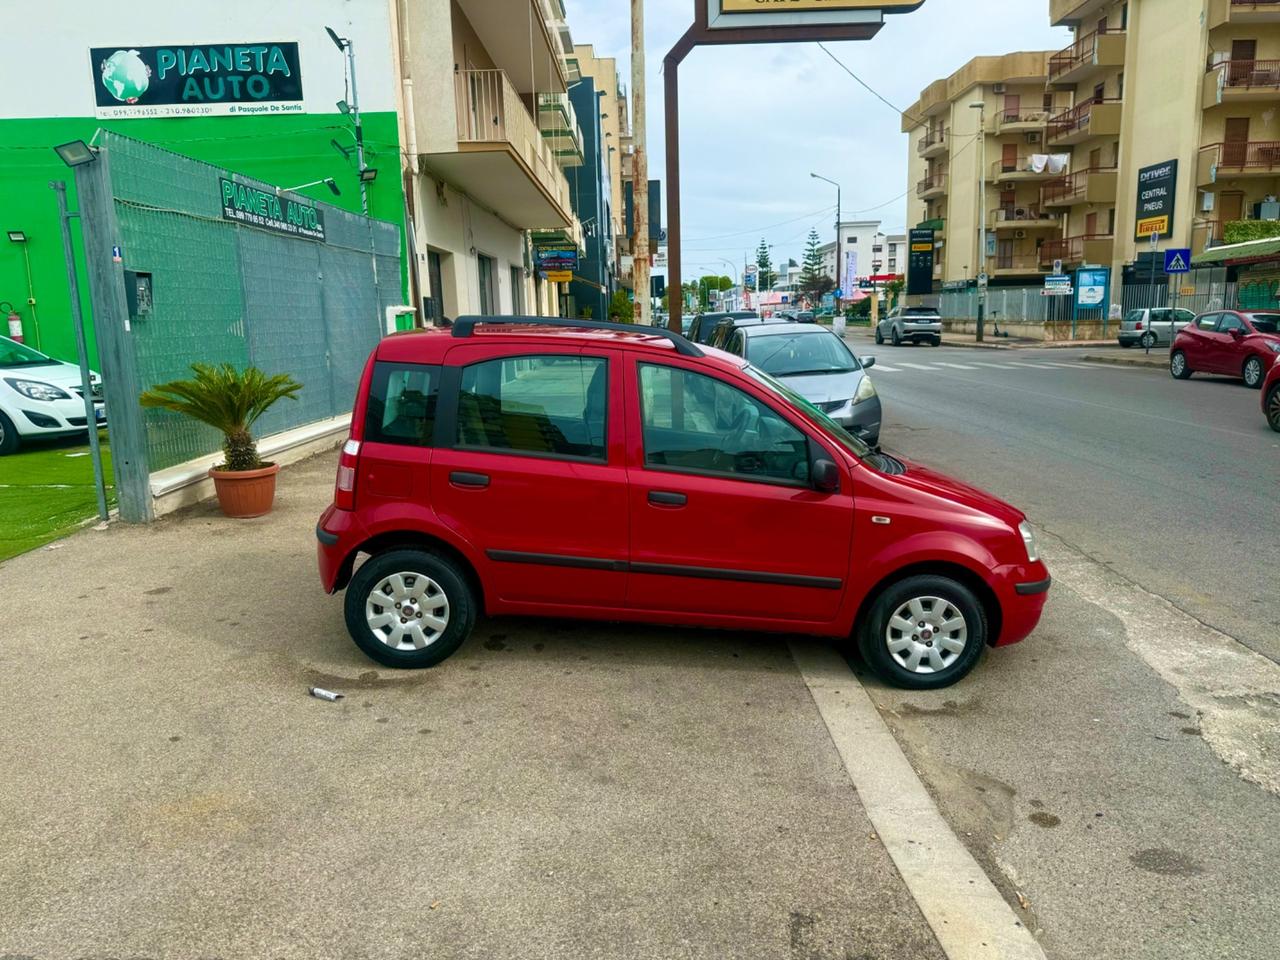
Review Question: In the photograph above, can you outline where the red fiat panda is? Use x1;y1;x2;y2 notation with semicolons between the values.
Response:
316;318;1050;690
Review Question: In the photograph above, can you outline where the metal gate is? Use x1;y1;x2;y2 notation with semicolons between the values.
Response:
75;132;402;521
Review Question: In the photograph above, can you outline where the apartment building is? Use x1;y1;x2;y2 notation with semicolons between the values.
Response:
405;0;583;320
903;52;1063;287
818;220;897;287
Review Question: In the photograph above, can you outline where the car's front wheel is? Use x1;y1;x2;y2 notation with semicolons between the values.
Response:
1267;383;1280;433
874;326;884;345
0;411;19;456
858;575;987;690
1170;350;1193;380
891;327;902;346
344;548;476;668
1243;355;1265;389
930;337;942;347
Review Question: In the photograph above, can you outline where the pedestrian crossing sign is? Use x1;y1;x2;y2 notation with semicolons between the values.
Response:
1164;249;1192;274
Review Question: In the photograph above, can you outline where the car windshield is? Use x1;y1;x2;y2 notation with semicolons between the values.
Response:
1248;313;1280;334
744;363;872;459
746;331;859;377
0;337;58;368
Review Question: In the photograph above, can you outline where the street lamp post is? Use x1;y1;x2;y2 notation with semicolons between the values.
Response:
969;101;987;342
811;173;841;312
326;26;368;216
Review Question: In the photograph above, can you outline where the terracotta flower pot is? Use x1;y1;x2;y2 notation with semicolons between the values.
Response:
208;462;280;518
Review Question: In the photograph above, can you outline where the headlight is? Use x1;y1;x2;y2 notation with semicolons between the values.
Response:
4;378;71;401
853;376;877;405
1018;521;1040;563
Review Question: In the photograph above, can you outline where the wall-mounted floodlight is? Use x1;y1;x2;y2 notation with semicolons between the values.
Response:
331;138;353;160
336;100;351;115
358;168;378;184
279;178;341;197
54;140;96;168
7;230;27;243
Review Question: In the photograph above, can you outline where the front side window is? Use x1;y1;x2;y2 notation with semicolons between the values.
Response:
365;362;439;447
1197;313;1220;331
638;363;810;485
456;354;607;461
1218;313;1246;334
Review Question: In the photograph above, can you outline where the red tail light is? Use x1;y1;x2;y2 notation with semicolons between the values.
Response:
334;438;360;510
1134;320;1144;330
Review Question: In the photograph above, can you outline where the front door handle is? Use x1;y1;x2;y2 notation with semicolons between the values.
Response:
648;490;687;507
450;471;490;489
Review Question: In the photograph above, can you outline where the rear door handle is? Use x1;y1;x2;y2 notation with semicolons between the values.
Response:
450;471;490;489
648;490;687;507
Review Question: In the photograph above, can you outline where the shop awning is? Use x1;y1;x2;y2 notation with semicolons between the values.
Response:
1192;236;1280;266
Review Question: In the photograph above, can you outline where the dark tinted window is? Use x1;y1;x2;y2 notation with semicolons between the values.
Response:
1247;313;1280;333
456;355;607;461
638;363;809;485
365;362;439;447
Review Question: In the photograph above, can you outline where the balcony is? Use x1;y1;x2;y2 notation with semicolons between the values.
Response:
917;127;949;158
456;0;566;95
1040;167;1118;207
991;156;1068;183
1209;0;1280;28
536;93;584;168
1039;234;1114;268
1047;99;1123;145
1198;140;1280;185
1050;0;1110;26
917;172;947;200
991;254;1047;277
1049;28;1127;86
1203;59;1280;107
991;207;1063;231
994;109;1051;134
424;68;573;229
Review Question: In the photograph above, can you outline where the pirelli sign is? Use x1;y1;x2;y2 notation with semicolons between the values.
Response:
709;0;926;28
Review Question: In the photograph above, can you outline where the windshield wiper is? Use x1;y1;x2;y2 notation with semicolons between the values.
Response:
772;367;854;376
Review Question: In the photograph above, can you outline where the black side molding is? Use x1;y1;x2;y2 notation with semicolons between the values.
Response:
315;524;339;546
487;550;627;573
1015;577;1052;596
485;550;841;590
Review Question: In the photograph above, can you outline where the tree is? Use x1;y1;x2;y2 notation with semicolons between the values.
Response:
798;229;835;307
608;289;634;323
755;239;777;290
884;278;905;312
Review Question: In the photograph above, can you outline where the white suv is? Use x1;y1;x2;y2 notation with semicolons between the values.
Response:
0;336;104;455
876;307;942;347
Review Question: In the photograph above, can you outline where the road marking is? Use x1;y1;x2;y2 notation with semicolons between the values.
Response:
899;362;939;370
791;642;1048;960
937;362;979;370
1007;362;1043;369
972;362;1019;369
870;364;902;372
1041;362;1093;369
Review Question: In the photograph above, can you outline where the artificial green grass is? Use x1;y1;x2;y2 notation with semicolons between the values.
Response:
0;433;115;562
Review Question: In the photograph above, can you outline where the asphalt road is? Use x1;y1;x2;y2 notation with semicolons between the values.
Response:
853;337;1279;663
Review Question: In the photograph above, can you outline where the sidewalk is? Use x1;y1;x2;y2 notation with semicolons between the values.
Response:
0;452;949;960
1080;350;1168;368
843;327;1117;350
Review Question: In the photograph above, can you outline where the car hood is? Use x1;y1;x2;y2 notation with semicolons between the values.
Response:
882;456;1024;526
774;369;864;403
1;360;98;391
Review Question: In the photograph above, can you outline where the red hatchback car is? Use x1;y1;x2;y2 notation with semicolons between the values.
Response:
1263;355;1280;432
316;318;1050;690
1170;309;1280;388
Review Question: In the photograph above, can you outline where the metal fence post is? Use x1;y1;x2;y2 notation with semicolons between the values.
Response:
74;145;153;523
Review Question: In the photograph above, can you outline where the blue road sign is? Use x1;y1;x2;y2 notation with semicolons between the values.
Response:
1164;249;1192;274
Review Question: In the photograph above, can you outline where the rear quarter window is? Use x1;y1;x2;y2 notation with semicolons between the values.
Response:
364;361;440;446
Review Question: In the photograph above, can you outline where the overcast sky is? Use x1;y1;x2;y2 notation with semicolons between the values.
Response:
562;0;1071;279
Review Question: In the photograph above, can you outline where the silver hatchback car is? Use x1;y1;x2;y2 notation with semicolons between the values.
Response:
876;306;942;347
1118;307;1196;348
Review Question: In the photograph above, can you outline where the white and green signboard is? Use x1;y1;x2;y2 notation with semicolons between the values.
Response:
219;177;325;241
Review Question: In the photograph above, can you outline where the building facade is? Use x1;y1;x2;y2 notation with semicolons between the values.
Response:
818;220;897;287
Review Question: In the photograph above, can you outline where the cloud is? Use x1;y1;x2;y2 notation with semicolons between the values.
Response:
563;0;1071;266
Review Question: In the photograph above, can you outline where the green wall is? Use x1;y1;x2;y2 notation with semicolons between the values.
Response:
0;112;403;367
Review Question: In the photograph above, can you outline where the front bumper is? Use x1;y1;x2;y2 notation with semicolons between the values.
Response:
13;398;106;436
831;395;882;442
991;560;1051;647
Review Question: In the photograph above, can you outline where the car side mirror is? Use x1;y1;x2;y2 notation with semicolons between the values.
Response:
860;356;876;369
1230;327;1245;338
812;458;840;493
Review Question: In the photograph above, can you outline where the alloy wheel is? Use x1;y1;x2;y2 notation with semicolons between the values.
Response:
1171;353;1186;377
884;596;968;675
365;572;450;651
1244;357;1263;388
1268;386;1280;431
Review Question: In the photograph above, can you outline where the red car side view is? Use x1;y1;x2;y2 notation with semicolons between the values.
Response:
1263;356;1280;432
1170;309;1280;388
316;318;1050;690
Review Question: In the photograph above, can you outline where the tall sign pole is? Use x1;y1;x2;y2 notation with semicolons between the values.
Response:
632;0;651;325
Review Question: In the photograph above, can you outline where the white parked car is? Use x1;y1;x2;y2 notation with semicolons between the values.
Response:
0;335;104;455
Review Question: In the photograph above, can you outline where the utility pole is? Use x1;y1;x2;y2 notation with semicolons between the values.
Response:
327;27;368;216
970;100;986;342
631;0;651;325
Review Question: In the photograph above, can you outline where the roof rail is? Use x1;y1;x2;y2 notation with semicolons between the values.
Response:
450;315;704;357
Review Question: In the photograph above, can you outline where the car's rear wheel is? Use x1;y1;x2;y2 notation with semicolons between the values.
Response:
858;575;987;690
1267;383;1280;433
1243;355;1265;389
1170;350;1193;380
344;548;476;669
891;327;902;346
1140;331;1156;349
874;326;884;345
1120;339;1134;348
0;411;19;456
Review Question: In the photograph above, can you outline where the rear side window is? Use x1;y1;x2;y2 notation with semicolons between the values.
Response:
365;361;440;447
456;354;607;461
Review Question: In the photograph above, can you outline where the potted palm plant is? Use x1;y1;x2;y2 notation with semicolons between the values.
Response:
140;364;302;518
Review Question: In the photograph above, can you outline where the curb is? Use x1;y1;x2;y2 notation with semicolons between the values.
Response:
1080;353;1167;368
791;642;1048;960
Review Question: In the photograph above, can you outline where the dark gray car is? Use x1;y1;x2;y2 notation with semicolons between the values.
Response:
717;322;882;444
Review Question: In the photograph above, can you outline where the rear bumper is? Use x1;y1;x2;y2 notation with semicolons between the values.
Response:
316;504;367;593
901;323;941;340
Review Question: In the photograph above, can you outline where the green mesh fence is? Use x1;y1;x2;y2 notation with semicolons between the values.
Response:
102;133;401;472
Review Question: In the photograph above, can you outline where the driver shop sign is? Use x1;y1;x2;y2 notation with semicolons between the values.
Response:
1135;160;1178;240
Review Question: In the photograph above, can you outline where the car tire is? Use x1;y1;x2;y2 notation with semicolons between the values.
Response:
931;337;942;347
1243;355;1265;389
1140;332;1156;349
1267;383;1280;433
1120;340;1134;349
857;574;987;690
344;548;477;669
891;327;902;346
874;327;884;345
1170;350;1193;380
0;410;19;456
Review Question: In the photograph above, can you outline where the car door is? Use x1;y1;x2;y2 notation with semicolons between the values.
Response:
430;344;629;609
623;355;853;625
1213;312;1249;373
1182;312;1220;369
